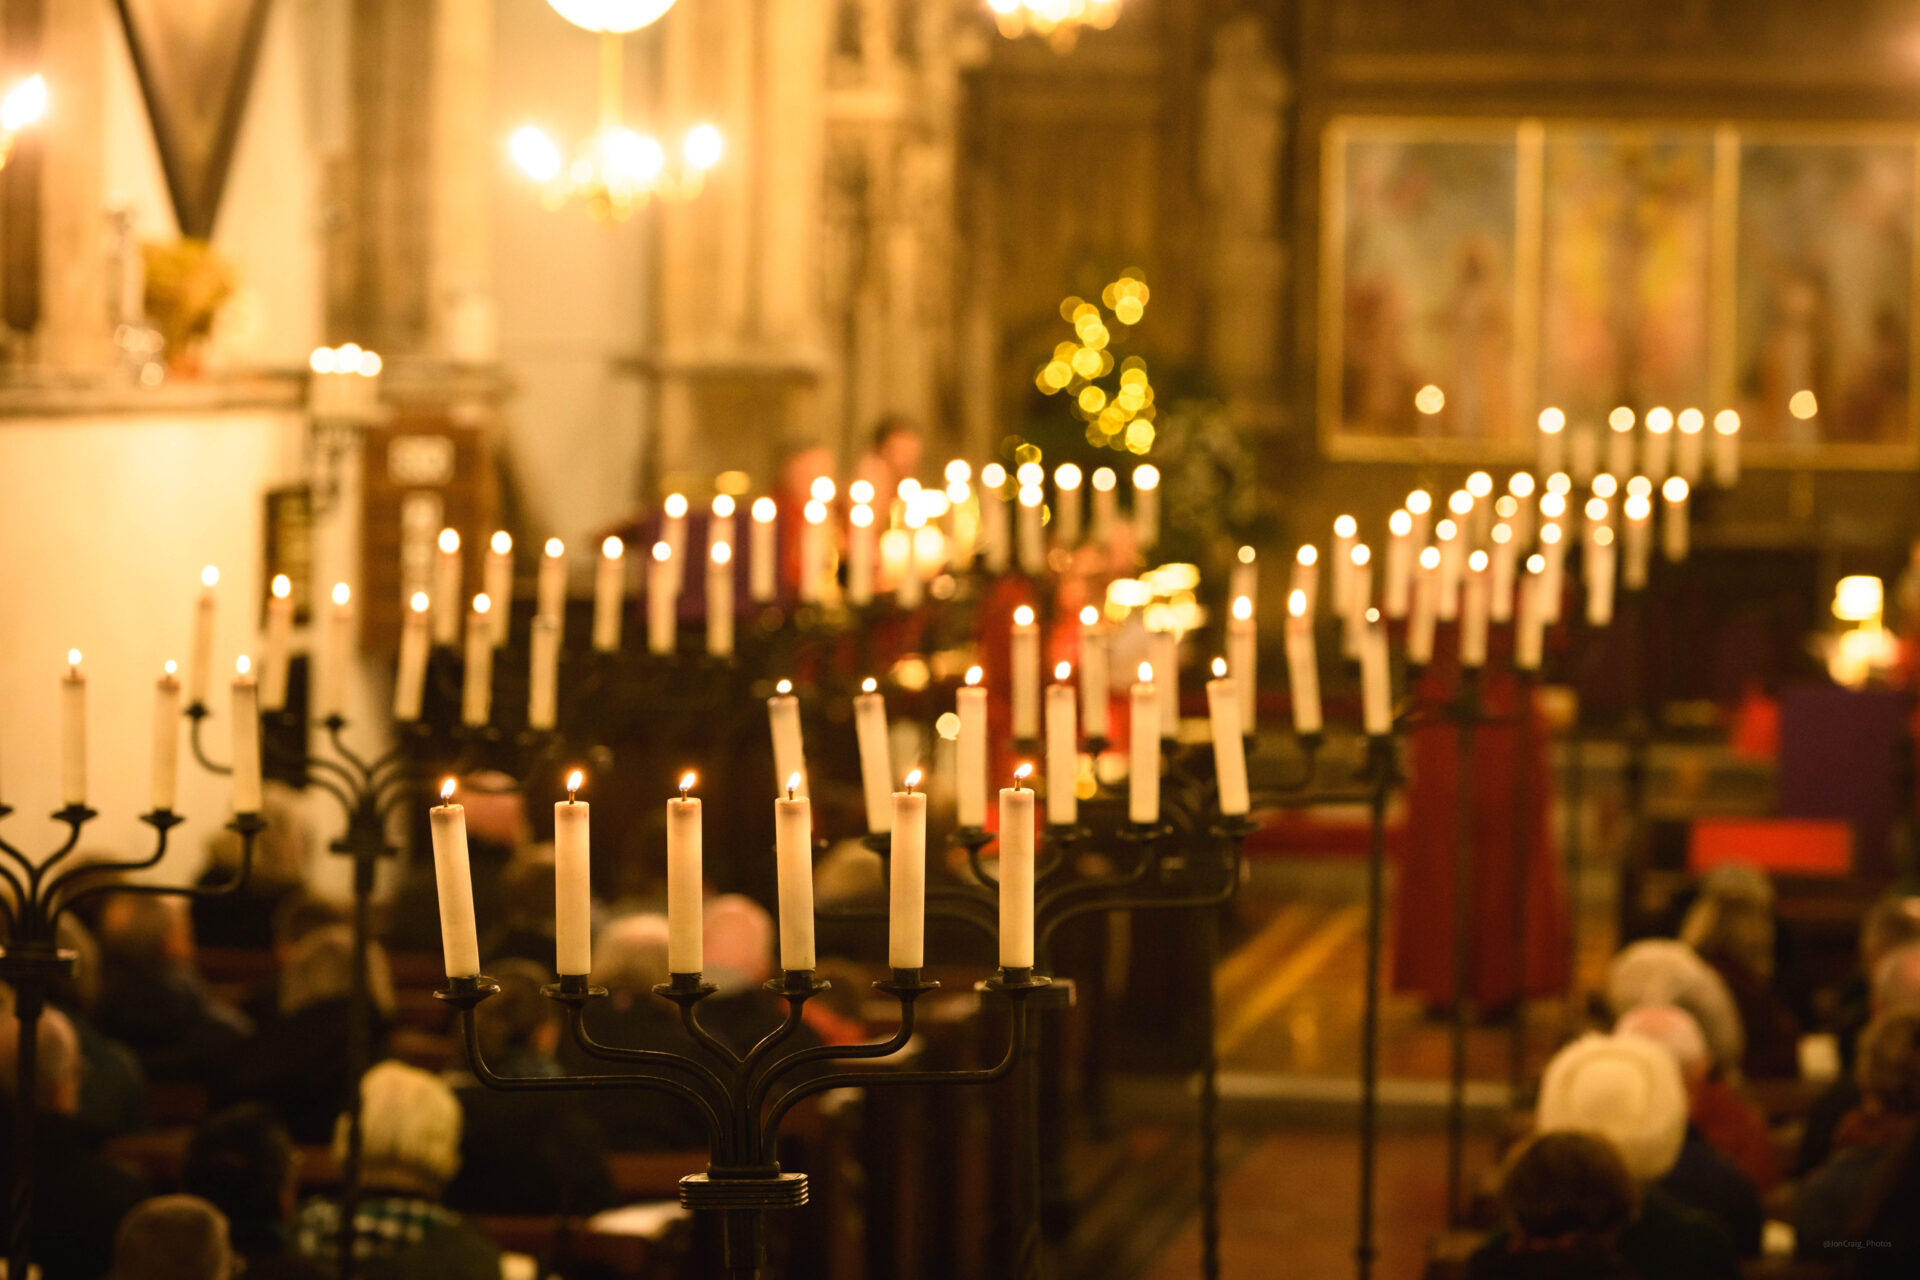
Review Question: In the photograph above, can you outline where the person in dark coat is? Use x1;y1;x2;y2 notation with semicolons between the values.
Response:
183;1106;330;1280
1796;1008;1920;1259
191;783;311;951
1800;940;1920;1175
92;894;249;1089
49;915;148;1138
1469;1131;1640;1280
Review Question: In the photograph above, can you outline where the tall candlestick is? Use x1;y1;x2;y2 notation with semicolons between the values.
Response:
430;781;481;977
853;678;893;835
750;498;778;602
847;504;876;604
981;464;1011;573
1285;591;1323;734
1384;510;1414;618
1132;464;1160;550
775;775;816;971
1643;408;1673;481
433;530;462;646
1713;410;1740;488
592;536;625;652
1080;606;1110;741
890;774;927;969
1359;615;1392;737
1206;658;1249;816
462;594;494;725
555;771;592;975
1291;545;1320;618
1588;529;1618;625
394;592;430;722
1489;523;1518;623
1011;605;1041;741
1045;665;1077;826
667;774;703;974
188;565;218;707
528;615;560;730
707;542;734;656
232;656;261;814
647;542;677;655
1342;544;1372;660
484;532;513;646
1000;769;1037;969
1330;515;1357;616
1409;547;1441;667
957;667;989;827
1152;629;1179;738
1053;465;1083;547
538;538;567;645
261;574;295;711
1606;407;1636;479
768;680;808;799
152;661;181;812
1461;551;1491;669
1436;519;1463;622
1228;595;1257;733
1516;558;1546;672
1129;663;1160;824
1676;409;1705;485
59;650;85;808
1662;477;1691;562
1537;407;1567;476
322;583;354;720
1090;466;1118;540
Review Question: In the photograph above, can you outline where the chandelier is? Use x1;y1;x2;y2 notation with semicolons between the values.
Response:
509;6;721;221
987;0;1121;52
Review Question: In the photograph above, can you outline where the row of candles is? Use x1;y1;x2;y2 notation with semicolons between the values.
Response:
1535;404;1741;489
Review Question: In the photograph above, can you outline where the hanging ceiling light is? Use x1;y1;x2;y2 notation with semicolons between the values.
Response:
545;0;677;34
987;0;1121;52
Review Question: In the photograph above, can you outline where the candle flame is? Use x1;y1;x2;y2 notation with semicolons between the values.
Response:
776;678;793;694
1437;519;1458;541
1593;474;1618;498
1237;545;1256;564
1091;466;1116;492
1138;661;1154;682
1467;471;1493;498
1351;544;1370;566
1055;661;1071;681
712;541;732;564
441;777;458;803
786;771;802;799
566;769;583;797
1541;522;1562;545
439;528;460;554
1541;493;1567;519
848;479;874;504
861;676;878;693
904;768;922;793
1492;523;1512;544
473;593;491;613
236;654;251;676
1715;409;1741;436
271;574;291;598
602;535;623;559
1016;462;1041;487
491;530;512;555
1297;544;1318;567
850;503;873;528
1537;407;1566;433
1389;509;1411;536
201;565;220;588
1609;406;1635;432
332;582;351;606
1646;407;1673;433
1232;595;1253;621
652;541;671;562
1056;463;1083;489
965;666;982;686
1527;554;1546;574
678;771;697;797
1448;490;1473;515
664;493;689;518
1420;546;1441;570
1018;484;1043;508
982;462;1007;488
1469;550;1489;572
810;476;836;503
1013;763;1033;788
1366;607;1380;624
1288;590;1306;618
1133;464;1160;490
752;496;777;522
1663;476;1690;502
1624;494;1651;521
1013;604;1035;625
1212;656;1227;678
1678;408;1704;434
545;537;565;558
1333;515;1357;538
410;591;429;613
1595;526;1616;547
804;500;827;524
164;659;177;675
67;648;81;667
945;459;972;484
1406;490;1432;515
1509;472;1536;498
713;494;736;518
1626;475;1652;499
1586;497;1609;521
1080;605;1099;625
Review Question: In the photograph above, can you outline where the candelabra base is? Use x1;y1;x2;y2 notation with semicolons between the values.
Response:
679;1170;809;1211
1211;815;1262;841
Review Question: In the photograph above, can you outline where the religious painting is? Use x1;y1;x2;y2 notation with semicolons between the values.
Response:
1321;120;1524;459
1729;136;1920;460
1538;129;1715;429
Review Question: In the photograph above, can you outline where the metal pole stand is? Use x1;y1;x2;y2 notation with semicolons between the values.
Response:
1445;666;1482;1228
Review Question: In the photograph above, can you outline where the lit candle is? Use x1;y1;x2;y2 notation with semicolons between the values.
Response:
1539;520;1567;625
528;615;560;730
853;677;893;835
430;779;481;978
847;504;876;604
1406;489;1434;549
707;542;734;656
710;494;737;566
394;592;430;722
1676;409;1705;485
462;594;494;726
1000;766;1037;969
1079;606;1110;741
1516;557;1546;672
261;574;295;711
1228;595;1257;734
60;650;86;808
1408;547;1441;667
1662;477;1691;563
775;772;815;971
1230;545;1259;615
801;500;828;602
981;464;1011;573
484;532;513;646
1507;472;1537;548
1054;464;1083;547
889;771;927;969
1464;474;1493;546
1713;410;1740;488
957;666;989;827
1330;516;1357;616
1090;466;1118;540
592;536;625;652
1606;407;1636;479
433;530;462;646
1129;663;1160;824
1436;518;1463;622
647;541;676;655
1007;604;1040;742
1046;663;1078;826
947;478;978;572
1206;657;1249;816
667;773;703;974
662;493;690;592
232;655;261;814
1537;407;1567;476
768;679;807;799
897;513;926;609
188;565;218;707
1342;544;1372;660
555;770;592;975
1359;613;1392;737
1461;551;1490;669
1570;422;1600;485
1643;408;1673;481
1621;488;1652;590
1291;545;1320;617
1588;528;1618;626
537;538;567;644
1489;523;1518;623
750;498;778;602
1384;510;1414;618
152;660;181;813
1152;629;1179;739
1584;495;1613;582
1284;591;1322;735
1016;484;1045;575
1133;464;1160;550
322;583;354;720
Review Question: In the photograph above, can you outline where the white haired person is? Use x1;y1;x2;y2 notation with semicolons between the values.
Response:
1530;1032;1739;1280
292;1061;499;1279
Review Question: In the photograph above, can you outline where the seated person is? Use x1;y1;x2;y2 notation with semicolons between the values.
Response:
1832;894;1920;1071
1534;1032;1739;1280
292;1061;499;1279
221;925;393;1143
1794;1007;1920;1258
107;1194;233;1280
1616;1004;1766;1254
1607;938;1747;1079
477;852;559;969
193;781;310;951
1800;940;1920;1175
48;914;149;1138
1679;864;1804;1080
237;892;350;1027
183;1105;329;1280
92;893;249;1088
443;957;615;1215
1469;1131;1640;1280
0;1005;149;1280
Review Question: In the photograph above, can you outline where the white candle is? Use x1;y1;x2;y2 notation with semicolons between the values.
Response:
1643;408;1673;482
888;774;928;969
433;530;462;646
768;680;808;799
1152;629;1179;738
800;502;828;602
707;542;734;656
1676;409;1705;485
647;542;677;655
1090;467;1118;540
592;536;625;652
1016;485;1045;575
1606;407;1636;479
261;575;295;711
775;776;816;971
1489;523;1518;623
957;668;989;827
1461;551;1490;669
231;656;262;814
538;538;567;645
59;650;86;808
1284;592;1323;734
462;594;494;725
554;771;592;975
1516;558;1546;672
1570;424;1600;485
1584;495;1613;580
853;678;893;835
1012;604;1041;740
1045;667;1077;826
1132;465;1160;550
484;532;513;646
1713;410;1740;488
1054;465;1084;547
1537;407;1567;476
1080;607;1110;741
1129;663;1160;824
430;782;481;978
1291;545;1320;617
847;504;876;604
1359;616;1392;737
1000;770;1037;969
667;775;703;973
188;565;218;707
1330;516;1357;616
1228;595;1257;734
750;498;778;602
1206;658;1249;816
394;592;431;722
1588;529;1618;626
1406;490;1434;550
1507;473;1537;549
662;493;690;593
1229;546;1258;616
1624;490;1654;590
152;661;181;813
1540;520;1568;624
1408;547;1441;667
1436;519;1463;622
1342;544;1372;660
1463;478;1493;548
322;583;354;720
981;464;1011;573
1384;511;1414;618
528;614;560;730
1662;477;1690;562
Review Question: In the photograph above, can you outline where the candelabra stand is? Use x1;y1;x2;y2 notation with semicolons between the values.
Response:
1445;666;1482;1229
438;961;1049;1279
1507;668;1539;1104
0;799;263;1280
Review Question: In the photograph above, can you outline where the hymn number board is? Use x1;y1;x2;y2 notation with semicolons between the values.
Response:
361;418;496;652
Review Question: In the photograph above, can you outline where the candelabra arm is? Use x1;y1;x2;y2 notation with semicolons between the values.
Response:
747;973;937;1115
41;810;180;900
25;806;100;888
185;705;233;777
51;813;264;927
960;832;1000;889
561;1006;733;1102
1269;733;1326;796
735;979;823;1083
1036;825;1244;957
0;835;32;916
658;980;748;1068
